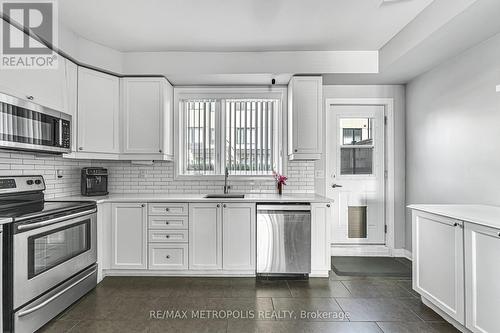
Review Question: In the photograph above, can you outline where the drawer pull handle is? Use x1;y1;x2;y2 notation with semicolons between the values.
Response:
165;221;169;225
165;208;170;212
165;235;170;238
166;255;170;259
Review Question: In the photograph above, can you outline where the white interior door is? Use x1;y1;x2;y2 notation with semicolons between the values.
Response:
327;104;385;244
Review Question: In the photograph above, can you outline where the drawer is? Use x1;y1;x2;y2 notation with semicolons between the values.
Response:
148;230;188;243
148;244;188;270
149;203;188;216
148;216;188;230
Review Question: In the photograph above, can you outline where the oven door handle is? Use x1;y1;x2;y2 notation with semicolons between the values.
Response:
17;208;97;231
17;267;97;317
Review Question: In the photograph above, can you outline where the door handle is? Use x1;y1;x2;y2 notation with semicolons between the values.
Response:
331;184;343;188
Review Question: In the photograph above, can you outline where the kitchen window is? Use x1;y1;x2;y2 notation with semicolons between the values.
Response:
176;89;284;177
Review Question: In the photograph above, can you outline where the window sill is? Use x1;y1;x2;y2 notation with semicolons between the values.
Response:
174;174;275;181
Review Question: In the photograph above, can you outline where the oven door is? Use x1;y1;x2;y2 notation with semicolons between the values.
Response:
0;92;71;154
13;210;97;309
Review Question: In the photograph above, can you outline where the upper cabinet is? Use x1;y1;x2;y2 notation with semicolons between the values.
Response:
0;57;67;112
120;77;173;160
77;67;120;156
287;76;322;160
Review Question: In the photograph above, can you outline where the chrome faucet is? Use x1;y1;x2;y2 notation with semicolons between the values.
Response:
223;167;230;194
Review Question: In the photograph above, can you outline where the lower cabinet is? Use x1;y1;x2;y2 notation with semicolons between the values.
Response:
222;203;256;271
189;202;256;271
111;203;148;269
412;210;465;324
311;203;332;275
189;203;223;270
465;222;500;333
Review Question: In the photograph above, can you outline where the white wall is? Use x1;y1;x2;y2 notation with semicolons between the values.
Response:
405;32;500;251
318;85;406;249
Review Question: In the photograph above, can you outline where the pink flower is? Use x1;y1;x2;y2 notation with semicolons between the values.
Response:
273;170;288;186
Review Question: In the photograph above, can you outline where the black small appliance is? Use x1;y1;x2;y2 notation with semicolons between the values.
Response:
81;167;108;196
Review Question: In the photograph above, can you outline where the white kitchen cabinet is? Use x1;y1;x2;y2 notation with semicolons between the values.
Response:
412;210;465;324
311;203;332;276
120;77;173;159
465;222;500;333
188;203;223;270
148;244;188;270
287;76;322;160
222;203;256;271
0;57;67;112
77;67;120;155
111;203;147;269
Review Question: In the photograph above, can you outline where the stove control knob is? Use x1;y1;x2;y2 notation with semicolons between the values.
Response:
35;179;42;185
26;180;34;185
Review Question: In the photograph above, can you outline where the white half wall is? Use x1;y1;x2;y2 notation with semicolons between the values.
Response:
405;32;500;251
318;85;406;250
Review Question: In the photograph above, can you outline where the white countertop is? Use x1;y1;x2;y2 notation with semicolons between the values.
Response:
408;204;500;230
55;193;331;204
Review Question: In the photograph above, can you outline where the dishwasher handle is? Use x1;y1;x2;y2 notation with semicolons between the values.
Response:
257;205;311;211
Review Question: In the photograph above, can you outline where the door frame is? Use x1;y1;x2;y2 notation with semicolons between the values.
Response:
325;98;395;253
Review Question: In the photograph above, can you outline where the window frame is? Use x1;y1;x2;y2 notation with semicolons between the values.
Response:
174;87;287;180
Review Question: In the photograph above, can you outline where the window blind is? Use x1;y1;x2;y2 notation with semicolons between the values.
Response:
183;100;216;174
225;99;276;175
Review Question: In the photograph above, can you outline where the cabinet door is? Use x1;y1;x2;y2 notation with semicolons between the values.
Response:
0;57;67;112
288;76;322;160
189;203;222;270
311;203;332;276
121;78;164;154
412;210;465;324
222;203;256;271
111;203;147;269
465;222;500;333
77;67;119;153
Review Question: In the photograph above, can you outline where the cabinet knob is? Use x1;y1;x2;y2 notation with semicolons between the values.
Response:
165;208;170;212
78;147;83;151
165;221;169;225
165;255;170;259
165;235;170;238
217;204;220;208
223;204;227;208
159;149;162;153
326;204;331;208
26;95;34;100
498;232;500;237
141;204;145;207
294;149;298;152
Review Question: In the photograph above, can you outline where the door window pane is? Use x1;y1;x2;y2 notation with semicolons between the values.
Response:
28;220;91;278
341;148;373;175
340;118;373;145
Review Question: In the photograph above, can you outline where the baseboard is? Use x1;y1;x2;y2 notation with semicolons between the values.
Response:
331;244;412;260
391;248;412;261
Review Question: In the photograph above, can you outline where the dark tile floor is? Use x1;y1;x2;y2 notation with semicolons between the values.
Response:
38;271;460;333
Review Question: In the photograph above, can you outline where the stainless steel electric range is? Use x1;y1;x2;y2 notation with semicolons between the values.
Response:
0;175;97;333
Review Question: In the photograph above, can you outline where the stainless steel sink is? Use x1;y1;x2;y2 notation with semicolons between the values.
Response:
204;193;245;199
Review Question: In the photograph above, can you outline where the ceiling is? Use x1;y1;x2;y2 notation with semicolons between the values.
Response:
59;0;434;52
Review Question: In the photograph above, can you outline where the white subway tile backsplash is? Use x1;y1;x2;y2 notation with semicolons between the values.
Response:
0;150;315;198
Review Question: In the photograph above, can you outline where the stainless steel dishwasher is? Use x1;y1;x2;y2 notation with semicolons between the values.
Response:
256;204;311;277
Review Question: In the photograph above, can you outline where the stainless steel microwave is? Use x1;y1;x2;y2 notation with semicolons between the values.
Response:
0;92;71;154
